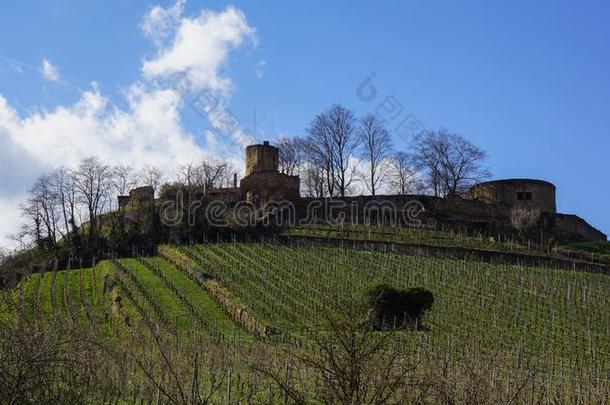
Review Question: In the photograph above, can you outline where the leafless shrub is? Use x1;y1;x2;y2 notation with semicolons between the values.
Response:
510;206;541;237
0;297;118;404
416;334;572;405
253;297;416;404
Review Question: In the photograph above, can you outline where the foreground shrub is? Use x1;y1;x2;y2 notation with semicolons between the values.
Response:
365;283;434;329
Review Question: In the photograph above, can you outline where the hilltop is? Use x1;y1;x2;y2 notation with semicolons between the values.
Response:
2;140;609;403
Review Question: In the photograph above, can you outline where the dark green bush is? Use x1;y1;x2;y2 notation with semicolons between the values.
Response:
365;283;434;330
103;275;118;294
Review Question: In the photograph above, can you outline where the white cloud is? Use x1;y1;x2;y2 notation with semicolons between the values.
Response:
0;86;202;170
40;58;60;82
0;3;259;249
193;95;255;148
141;5;256;94
0;83;241;249
0;194;27;249
140;0;186;48
255;59;266;79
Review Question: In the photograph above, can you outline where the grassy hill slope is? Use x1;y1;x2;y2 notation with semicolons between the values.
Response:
181;242;610;372
3;240;610;403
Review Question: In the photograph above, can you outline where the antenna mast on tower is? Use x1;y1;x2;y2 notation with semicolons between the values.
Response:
253;107;257;142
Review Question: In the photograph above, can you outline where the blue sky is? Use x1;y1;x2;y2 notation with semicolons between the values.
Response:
0;0;608;246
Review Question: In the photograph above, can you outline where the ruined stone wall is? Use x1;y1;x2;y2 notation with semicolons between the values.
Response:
128;186;155;205
468;179;557;214
551;214;607;241
116;186;155;220
240;171;300;205
117;195;130;210
297;195;509;223
295;194;605;242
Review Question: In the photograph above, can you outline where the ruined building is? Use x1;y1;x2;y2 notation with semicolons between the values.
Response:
239;141;300;205
467;179;557;214
118;141;606;242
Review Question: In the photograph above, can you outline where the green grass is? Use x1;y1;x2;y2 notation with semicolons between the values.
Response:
562;240;610;263
6;241;610;402
186;241;610;376
37;272;54;319
55;270;68;317
285;223;528;252
119;259;194;330
147;257;249;339
66;269;87;326
20;272;40;322
16;265;140;338
96;260;144;330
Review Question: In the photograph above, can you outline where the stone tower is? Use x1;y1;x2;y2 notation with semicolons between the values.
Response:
468;179;557;213
245;141;279;175
240;140;300;205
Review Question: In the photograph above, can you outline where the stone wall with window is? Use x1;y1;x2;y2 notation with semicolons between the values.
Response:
466;179;557;214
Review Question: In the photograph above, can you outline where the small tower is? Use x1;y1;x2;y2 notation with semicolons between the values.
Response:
245;140;279;175
468;179;557;213
240;140;300;205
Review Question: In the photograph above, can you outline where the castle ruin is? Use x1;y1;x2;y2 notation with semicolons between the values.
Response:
239;141;300;205
118;141;606;242
467;179;557;214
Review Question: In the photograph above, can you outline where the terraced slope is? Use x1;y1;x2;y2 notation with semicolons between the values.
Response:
183;241;610;380
145;257;248;338
114;257;247;338
4;241;610;402
13;258;248;341
285;223;528;252
13;267;132;336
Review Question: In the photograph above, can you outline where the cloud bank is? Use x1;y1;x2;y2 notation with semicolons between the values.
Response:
142;4;256;94
0;2;258;249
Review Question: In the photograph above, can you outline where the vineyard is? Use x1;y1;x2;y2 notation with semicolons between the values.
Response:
176;242;610;374
2;240;610;403
284;223;529;252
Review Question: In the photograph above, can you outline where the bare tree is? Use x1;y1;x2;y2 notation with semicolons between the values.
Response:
358;114;393;195
141;165;164;197
510;206;541;238
301;164;326;198
113;165;139;197
49;167;80;247
176;161;201;189
302;129;334;197
277;136;303;176
21;174;62;250
304;104;361;197
199;159;228;192
389;152;421;195
219;161;238;188
411;129;490;197
253;297;415;404
176;159;229;195
19;199;43;249
73;157;113;248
